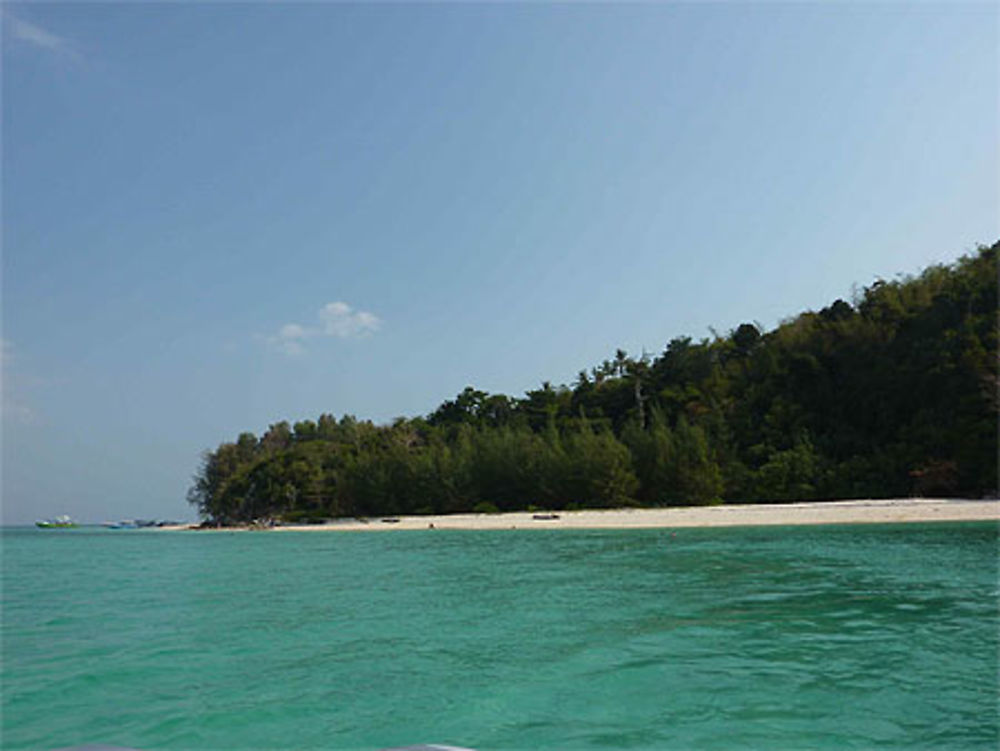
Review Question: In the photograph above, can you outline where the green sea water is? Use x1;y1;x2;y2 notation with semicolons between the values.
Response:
3;523;997;750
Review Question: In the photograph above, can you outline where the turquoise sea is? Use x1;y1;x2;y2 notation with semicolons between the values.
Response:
3;523;997;750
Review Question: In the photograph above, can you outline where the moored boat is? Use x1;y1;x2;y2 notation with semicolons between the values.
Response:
35;515;78;528
105;520;139;529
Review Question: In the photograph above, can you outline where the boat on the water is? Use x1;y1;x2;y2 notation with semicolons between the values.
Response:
102;519;159;529
35;515;78;528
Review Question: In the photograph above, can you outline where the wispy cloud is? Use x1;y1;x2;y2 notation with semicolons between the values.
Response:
272;324;308;356
268;301;382;355
6;12;82;61
317;302;381;338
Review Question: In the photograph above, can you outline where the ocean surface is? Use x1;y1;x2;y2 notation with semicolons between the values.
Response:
3;523;997;750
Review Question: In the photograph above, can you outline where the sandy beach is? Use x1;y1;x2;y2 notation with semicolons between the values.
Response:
171;498;999;532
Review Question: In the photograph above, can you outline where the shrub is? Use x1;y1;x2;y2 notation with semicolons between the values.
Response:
472;501;500;514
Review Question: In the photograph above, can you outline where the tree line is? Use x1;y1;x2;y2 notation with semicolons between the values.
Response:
189;243;998;524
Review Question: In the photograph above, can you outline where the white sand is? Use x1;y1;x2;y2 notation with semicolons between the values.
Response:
234;498;1000;532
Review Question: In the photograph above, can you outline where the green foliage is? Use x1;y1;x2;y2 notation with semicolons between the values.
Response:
559;421;638;507
472;501;501;514
751;434;820;502
189;244;998;523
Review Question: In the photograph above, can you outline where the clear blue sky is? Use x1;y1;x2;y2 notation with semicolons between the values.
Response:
2;2;996;525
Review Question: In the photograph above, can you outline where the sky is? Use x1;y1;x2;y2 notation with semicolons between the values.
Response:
2;2;997;525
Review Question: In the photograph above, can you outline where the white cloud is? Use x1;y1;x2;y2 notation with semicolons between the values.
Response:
280;323;307;340
270;324;306;355
267;301;382;355
318;301;381;338
7;13;81;60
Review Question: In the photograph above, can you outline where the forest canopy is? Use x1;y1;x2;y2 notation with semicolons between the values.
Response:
189;244;998;524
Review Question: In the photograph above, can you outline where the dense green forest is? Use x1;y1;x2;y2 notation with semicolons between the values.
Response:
189;244;998;524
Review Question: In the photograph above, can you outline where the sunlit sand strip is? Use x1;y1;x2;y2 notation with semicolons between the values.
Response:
200;498;1000;532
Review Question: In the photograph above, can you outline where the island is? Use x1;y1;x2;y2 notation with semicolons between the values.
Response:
187;245;997;528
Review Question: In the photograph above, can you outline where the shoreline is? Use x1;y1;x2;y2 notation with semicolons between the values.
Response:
167;498;1000;532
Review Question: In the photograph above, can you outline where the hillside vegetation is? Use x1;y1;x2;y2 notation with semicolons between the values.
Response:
189;244;997;523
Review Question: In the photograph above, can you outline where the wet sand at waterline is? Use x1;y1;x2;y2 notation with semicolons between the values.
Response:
170;498;999;531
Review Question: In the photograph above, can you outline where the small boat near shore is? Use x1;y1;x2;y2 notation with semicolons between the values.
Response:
35;515;78;528
103;520;139;529
101;519;164;529
102;519;181;529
